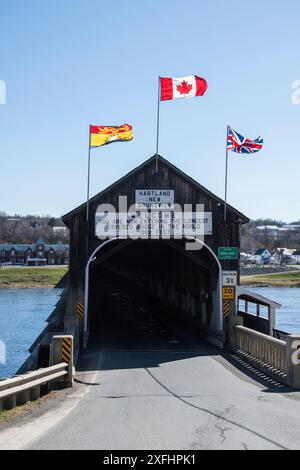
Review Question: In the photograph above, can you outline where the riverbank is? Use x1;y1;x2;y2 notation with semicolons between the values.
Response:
1;266;298;288
241;270;300;287
0;266;68;288
241;265;300;277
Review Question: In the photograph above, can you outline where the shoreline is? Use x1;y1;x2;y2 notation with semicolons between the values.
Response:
0;266;68;289
241;270;300;288
0;284;61;289
240;282;300;288
0;267;299;289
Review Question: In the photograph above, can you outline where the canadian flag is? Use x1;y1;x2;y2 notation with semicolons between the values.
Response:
160;75;208;101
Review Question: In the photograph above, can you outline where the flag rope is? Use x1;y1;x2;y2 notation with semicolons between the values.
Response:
224;125;230;254
86;125;92;222
155;77;161;172
224;125;229;226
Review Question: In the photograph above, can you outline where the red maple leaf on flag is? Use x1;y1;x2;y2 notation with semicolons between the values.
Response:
176;80;193;95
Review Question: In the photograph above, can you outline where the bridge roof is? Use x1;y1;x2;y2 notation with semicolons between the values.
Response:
62;154;250;224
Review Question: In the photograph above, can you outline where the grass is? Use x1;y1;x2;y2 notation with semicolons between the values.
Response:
241;270;300;287
0;391;61;423
0;266;68;288
0;404;28;422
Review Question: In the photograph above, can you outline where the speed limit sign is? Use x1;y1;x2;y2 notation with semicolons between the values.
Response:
222;287;235;300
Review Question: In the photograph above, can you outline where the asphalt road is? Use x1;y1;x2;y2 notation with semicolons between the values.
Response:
14;347;299;450
1;275;300;450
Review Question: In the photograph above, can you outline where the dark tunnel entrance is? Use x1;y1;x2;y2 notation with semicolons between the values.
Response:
86;239;223;350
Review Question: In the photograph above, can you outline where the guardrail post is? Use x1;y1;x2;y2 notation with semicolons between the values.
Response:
2;395;16;410
286;335;300;388
50;335;74;387
30;386;41;402
16;389;30;406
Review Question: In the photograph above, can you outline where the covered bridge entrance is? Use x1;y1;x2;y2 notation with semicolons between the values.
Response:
62;155;249;353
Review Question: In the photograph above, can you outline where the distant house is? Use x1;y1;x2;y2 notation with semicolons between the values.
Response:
274;248;296;265
252;248;272;264
0;238;69;265
240;252;252;262
292;250;300;264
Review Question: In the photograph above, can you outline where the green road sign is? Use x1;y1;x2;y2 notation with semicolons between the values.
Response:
218;247;239;260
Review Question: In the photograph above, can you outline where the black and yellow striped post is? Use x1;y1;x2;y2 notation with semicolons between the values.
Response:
50;335;74;387
77;302;84;320
223;300;231;319
61;337;72;364
76;302;85;349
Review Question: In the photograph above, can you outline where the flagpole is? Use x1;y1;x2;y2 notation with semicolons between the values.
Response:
155;76;161;172
224;125;229;242
86;125;92;222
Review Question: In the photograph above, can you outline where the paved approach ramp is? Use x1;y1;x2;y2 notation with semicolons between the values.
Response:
16;347;300;450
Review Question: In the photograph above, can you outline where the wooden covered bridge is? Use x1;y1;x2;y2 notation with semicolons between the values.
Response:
62;154;250;352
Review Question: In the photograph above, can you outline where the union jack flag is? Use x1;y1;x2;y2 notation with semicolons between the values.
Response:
227;127;263;154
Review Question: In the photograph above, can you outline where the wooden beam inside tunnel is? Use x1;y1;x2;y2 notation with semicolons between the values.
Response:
164;239;215;273
89;239;132;269
90;238;216;275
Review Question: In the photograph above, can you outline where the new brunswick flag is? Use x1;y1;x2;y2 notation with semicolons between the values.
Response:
90;124;133;148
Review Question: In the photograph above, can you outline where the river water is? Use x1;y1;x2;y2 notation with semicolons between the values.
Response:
249;287;300;334
0;288;63;379
0;287;299;379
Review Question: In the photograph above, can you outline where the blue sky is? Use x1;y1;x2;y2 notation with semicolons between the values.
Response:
0;0;299;221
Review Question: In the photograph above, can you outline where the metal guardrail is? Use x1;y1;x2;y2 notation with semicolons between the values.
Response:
235;325;287;381
0;363;69;411
0;334;74;412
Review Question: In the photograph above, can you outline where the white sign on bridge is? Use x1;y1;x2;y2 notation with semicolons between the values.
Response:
222;271;237;287
95;190;212;242
135;189;174;209
95;211;212;239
